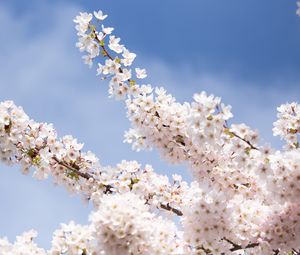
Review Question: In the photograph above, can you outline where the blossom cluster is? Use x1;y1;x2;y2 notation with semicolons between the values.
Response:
91;193;184;255
0;100;188;254
72;10;300;254
49;221;95;255
273;102;300;149
0;230;46;255
0;101;187;212
1;6;300;255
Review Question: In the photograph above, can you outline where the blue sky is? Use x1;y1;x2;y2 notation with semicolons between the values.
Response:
0;0;299;249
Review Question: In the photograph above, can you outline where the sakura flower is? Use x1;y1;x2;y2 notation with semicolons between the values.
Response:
135;68;147;79
108;35;123;53
122;48;136;66
101;24;114;35
96;63;104;76
73;12;92;34
94;10;108;21
82;55;93;67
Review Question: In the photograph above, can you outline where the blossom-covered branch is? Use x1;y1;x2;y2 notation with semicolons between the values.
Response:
0;101;188;216
73;9;300;254
1;4;300;254
0;100;187;253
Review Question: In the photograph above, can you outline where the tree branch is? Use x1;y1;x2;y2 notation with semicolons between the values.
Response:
160;203;183;216
53;157;183;216
52;156;93;180
223;237;259;252
231;131;258;150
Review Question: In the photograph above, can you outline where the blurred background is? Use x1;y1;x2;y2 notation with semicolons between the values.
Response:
0;0;299;249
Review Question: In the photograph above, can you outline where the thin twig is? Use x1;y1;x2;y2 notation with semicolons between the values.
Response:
52;156;93;180
223;237;259;252
53;157;183;216
231;131;258;150
160;203;183;216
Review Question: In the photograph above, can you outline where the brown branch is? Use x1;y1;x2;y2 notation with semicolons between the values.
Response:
231;131;258;150
52;156;93;180
292;249;300;255
100;44;113;61
197;245;211;254
53;157;183;216
90;26;138;87
223;237;259;252
88;24;114;62
223;124;258;150
99;43;125;75
160;203;183;216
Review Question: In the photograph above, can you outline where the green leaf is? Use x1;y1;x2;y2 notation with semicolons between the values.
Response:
129;80;136;86
206;114;213;121
101;50;107;56
89;24;96;31
32;155;41;166
288;128;298;134
90;32;96;39
132;178;139;184
224;128;235;138
244;147;251;155
129;178;140;190
99;183;106;189
66;171;79;181
27;148;36;158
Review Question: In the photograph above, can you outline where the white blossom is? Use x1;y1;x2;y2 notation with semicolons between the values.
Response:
108;35;124;53
94;10;108;21
135;68;147;79
2;6;300;255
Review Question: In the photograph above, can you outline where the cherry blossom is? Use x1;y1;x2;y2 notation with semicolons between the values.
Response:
1;4;300;255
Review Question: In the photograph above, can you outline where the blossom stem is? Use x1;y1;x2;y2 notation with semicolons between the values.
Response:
160;203;183;216
53;156;94;180
222;237;259;252
53;157;183;216
230;131;258;150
